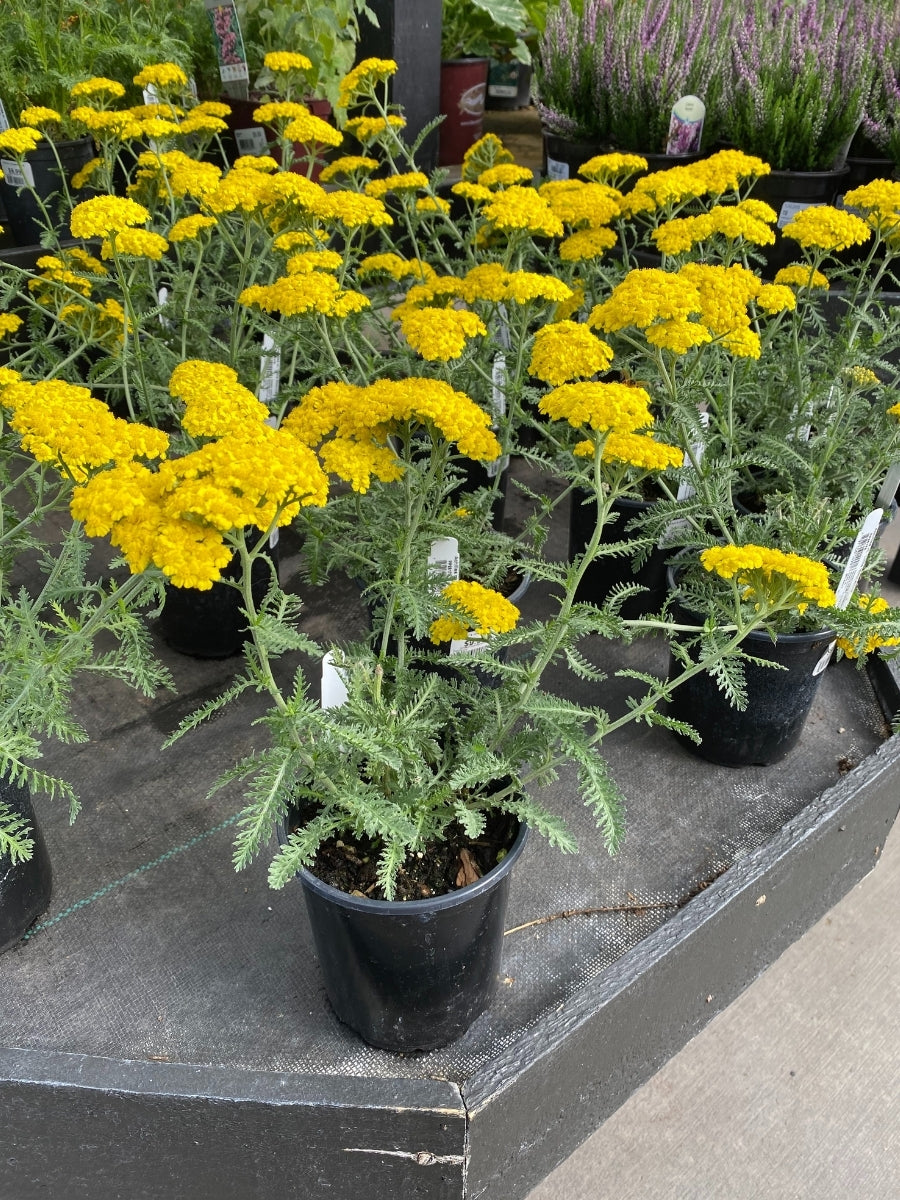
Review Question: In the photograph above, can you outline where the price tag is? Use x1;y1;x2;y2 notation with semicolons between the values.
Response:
1;159;34;188
666;95;705;156
234;127;268;157
546;156;569;181
321;651;348;708
428;537;459;587
258;333;281;405
449;634;484;656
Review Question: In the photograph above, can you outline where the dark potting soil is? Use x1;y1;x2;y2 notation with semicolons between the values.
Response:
293;809;519;902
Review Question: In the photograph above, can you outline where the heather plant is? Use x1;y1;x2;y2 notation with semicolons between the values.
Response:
534;0;727;152
721;0;882;171
857;7;900;169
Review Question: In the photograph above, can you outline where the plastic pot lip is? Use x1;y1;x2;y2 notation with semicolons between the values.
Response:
296;819;529;915
665;564;835;644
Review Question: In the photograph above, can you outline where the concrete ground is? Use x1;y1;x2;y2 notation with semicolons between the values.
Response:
481;105;900;1200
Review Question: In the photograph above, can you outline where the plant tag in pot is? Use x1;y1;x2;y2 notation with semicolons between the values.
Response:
813;507;884;675
429;537;460;586
1;160;34;189
450;632;484;656
659;412;707;547
666;95;705;156
0;100;9;132
257;333;281;406
777;200;820;229
545;157;569;182
235;127;268;156
204;0;250;95
321;651;348;709
487;353;510;478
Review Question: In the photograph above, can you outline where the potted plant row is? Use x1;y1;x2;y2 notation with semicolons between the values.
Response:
1;54;900;1051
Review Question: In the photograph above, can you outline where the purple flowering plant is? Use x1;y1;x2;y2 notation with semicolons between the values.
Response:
722;0;883;172
533;0;727;153
857;6;900;168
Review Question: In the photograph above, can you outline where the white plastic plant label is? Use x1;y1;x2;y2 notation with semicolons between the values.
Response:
449;634;484;656
876;462;900;510
428;537;460;587
777;200;819;229
234;127;268;157
264;413;281;549
1;159;34;189
833;508;884;611
0;100;11;132
257;333;281;405
658;412;708;546
486;353;510;479
546;156;569;182
157;286;172;329
321;651;349;709
666;95;705;156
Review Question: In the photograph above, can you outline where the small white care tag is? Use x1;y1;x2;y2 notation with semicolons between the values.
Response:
486;353;509;478
1;159;34;188
257;333;281;405
157;286;172;329
428;537;460;587
449;634;484;656
666;94;705;156
778;200;819;229
234;126;268;156
321;651;348;709
0;100;11;132
143;85;162;106
812;641;836;676
834;508;883;611
546;156;569;181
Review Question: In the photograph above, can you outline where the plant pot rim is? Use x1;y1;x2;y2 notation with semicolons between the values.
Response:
297;819;528;915
441;56;491;67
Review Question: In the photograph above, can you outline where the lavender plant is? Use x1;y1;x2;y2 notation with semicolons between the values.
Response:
857;7;900;168
722;0;882;172
534;0;727;153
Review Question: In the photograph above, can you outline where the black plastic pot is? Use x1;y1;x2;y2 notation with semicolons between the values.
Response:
0;778;52;955
569;492;670;618
298;820;528;1051
158;539;279;659
665;575;835;767
748;166;850;280
0;137;95;246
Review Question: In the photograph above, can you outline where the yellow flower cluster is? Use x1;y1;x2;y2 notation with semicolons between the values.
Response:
0;128;43;156
169;360;270;437
283;114;344;148
477;163;535;189
700;544;835;609
253;100;309;127
71;158;102;189
538;380;653;433
264;51;313;73
528;321;614;385
590;268;701;331
0;313;23;338
397;307;487;361
678;262;767;357
652;205;776;255
578;154;648;183
344;115;406;143
365;171;429;199
774;264;830;290
284;377;501;466
338;58;398;108
319;155;379;183
70;195;150;238
542;182;622;229
836;595;900;658
101;228;169;261
623;150;769;216
357;253;435;283
317;190;393;229
782;206;872;252
559;226;618;262
459;263;572;306
169;213;217;242
482;186;565;239
70;77;126;100
133;63;188;91
429;580;520;643
286;248;344;274
20;106;61;127
1;377;168;481
239;273;370;318
574;430;683;471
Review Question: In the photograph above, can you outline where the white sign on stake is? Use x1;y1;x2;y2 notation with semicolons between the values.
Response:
321;651;349;709
258;333;281;406
813;507;884;676
428;537;460;587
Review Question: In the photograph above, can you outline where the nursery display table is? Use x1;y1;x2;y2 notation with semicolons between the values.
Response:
1;494;899;1200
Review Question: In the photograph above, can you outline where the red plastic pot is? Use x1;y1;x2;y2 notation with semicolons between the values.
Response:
438;57;489;166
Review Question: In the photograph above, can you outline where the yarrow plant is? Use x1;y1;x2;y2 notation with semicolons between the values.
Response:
2;55;900;901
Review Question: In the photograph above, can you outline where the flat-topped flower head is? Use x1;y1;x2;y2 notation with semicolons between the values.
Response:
70;195;150;238
396;307;487;361
318;155;379;184
459;263;572;306
253;100;309;127
344;114;406;144
429;580;520;643
283;113;343;148
528;321;614;385
774;264;830;290
0;127;43;156
589;268;702;332
100;228;169;261
133;63;188;91
544;182;622;229
264;51;313;74
169;360;270;436
538;380;654;434
365;171;429;199
338;57;398;107
578;154;648;185
70;77;127;101
574;430;684;471
700;544;836;610
20;107;61;128
782;206;872;253
481;186;565;239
